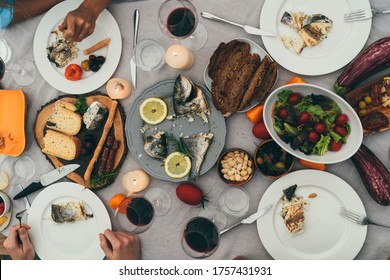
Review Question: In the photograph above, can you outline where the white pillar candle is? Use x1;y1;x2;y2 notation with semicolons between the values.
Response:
165;44;194;71
106;78;132;99
122;169;150;194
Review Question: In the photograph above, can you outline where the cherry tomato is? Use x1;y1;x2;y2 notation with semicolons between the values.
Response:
334;125;348;137
335;114;349;125
64;64;82;81
314;122;326;134
288;92;302;105
278;108;289;119
308;131;320;143
298;112;311;124
330;139;343;151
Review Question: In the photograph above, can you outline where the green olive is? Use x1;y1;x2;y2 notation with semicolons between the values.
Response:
81;59;90;71
256;157;264;165
274;161;286;169
358;101;367;109
364;96;372;104
359;109;368;117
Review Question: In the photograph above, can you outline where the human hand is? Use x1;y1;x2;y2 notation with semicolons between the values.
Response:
3;224;35;260
99;229;141;260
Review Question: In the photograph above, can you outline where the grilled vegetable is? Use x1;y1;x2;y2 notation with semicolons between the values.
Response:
334;37;390;96
351;144;390;206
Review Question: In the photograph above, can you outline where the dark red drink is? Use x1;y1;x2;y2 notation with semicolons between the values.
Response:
126;197;154;226
184;217;218;253
167;7;196;38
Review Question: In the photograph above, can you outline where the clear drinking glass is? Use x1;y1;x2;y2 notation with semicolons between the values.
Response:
219;188;250;217
133;39;165;71
158;0;208;51
182;216;220;258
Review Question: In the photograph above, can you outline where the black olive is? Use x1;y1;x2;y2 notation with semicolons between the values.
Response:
89;55;96;61
90;64;100;72
96;56;105;65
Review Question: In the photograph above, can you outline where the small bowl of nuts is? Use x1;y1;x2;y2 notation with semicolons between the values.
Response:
254;139;294;179
217;148;254;187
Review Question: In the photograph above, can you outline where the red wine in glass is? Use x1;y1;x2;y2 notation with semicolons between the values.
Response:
167;7;196;38
126;197;154;226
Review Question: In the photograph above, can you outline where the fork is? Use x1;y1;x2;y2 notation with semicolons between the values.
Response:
339;207;390;229
344;8;390;22
15;209;27;228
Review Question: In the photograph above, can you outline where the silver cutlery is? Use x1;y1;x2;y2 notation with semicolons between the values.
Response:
339;207;390;229
15;209;27;228
220;204;273;235
130;9;140;89
200;11;276;37
344;8;390;22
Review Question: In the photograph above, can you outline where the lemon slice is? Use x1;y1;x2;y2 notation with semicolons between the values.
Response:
164;152;191;179
139;97;168;125
0;171;9;190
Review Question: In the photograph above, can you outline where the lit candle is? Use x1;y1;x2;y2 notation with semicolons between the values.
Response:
165;44;194;71
122;169;150;194
106;78;132;99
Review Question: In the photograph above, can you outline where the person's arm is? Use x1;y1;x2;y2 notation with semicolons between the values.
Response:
12;0;63;23
3;224;35;260
99;229;141;260
59;0;111;42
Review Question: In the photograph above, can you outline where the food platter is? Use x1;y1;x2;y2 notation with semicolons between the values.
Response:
126;78;226;182
257;170;367;260
260;0;371;75
28;182;111;260
263;83;363;164
33;0;122;94
203;37;278;112
34;93;127;190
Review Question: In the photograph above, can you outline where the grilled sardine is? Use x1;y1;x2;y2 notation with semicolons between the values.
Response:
51;201;92;223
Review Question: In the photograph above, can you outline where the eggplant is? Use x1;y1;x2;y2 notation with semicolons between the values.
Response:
351;144;390;206
334;37;390;96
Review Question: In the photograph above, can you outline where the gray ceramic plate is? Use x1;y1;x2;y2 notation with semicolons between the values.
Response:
125;78;226;182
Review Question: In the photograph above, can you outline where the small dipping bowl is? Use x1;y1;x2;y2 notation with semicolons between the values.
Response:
217;148;254;187
254;139;294;179
134;39;165;71
219;187;249;217
0;191;11;217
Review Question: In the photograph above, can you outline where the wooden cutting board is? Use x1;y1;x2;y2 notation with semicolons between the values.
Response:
34;93;127;190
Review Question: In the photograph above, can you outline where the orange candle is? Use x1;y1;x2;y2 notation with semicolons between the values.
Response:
165;44;194;71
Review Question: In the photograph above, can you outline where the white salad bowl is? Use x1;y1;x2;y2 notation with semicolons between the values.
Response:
263;83;363;164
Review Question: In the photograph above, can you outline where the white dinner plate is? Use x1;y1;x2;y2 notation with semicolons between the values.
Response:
257;170;367;259
260;0;371;75
28;182;111;260
203;37;278;113
33;0;122;94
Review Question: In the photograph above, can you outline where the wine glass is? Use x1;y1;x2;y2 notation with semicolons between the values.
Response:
0;56;37;87
0;155;36;188
145;187;172;217
115;194;155;234
182;216;220;258
158;0;208;51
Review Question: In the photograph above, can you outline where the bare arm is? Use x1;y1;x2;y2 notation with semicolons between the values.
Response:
12;0;63;23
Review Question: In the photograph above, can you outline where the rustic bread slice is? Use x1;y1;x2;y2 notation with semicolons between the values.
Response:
208;40;243;80
54;100;77;112
211;41;251;113
222;53;261;116
238;55;270;110
42;129;82;161
254;61;278;103
46;102;82;135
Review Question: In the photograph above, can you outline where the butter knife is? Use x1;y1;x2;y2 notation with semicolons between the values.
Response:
201;12;276;37
130;9;140;89
220;204;273;235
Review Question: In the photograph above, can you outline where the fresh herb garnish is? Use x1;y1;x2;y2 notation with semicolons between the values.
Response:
87;169;119;189
75;96;88;115
166;134;193;159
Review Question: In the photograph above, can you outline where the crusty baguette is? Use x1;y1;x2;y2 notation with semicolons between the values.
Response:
238;55;270;110
83;38;111;55
42;129;81;161
84;100;118;184
255;61;278;103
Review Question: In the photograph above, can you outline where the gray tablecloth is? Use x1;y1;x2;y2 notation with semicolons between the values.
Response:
1;0;390;260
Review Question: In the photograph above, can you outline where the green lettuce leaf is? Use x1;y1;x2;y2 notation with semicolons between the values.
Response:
311;134;331;156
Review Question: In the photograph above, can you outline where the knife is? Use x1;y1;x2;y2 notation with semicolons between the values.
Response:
201;12;276;37
220;203;273;235
130;9;140;89
13;164;80;200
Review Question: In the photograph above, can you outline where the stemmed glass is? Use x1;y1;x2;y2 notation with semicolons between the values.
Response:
0;156;36;188
181;216;220;258
0;39;36;86
158;0;208;51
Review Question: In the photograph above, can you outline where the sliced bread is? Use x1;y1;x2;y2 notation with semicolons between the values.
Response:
42;129;82;160
46;101;82;135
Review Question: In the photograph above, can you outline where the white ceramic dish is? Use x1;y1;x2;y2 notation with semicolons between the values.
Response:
28;182;111;260
33;0;122;94
203;37;278;113
263;83;363;164
260;0;371;76
257;170;367;259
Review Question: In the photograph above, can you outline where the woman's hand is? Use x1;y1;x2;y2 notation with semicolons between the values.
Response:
99;229;141;260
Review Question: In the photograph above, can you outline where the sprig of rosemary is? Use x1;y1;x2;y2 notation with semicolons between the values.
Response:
166;134;193;159
87;169;119;189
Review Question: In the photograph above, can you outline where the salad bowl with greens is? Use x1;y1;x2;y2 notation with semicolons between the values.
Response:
263;84;363;164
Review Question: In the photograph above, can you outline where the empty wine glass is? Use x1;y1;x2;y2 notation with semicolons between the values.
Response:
0;155;36;187
0;56;37;87
145;187;171;217
115;194;155;234
182;216;220;258
158;0;208;51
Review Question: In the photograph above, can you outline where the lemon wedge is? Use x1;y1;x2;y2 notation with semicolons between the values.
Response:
0;171;9;190
139;97;168;125
164;152;191;179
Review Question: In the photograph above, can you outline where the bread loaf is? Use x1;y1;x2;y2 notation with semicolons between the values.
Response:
42;129;81;160
46;101;82;135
